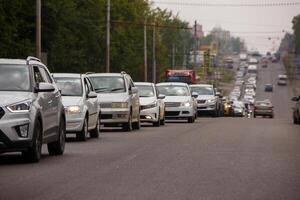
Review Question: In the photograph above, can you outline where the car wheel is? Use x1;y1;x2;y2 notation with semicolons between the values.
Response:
22;120;42;162
123;112;133;132
90;117;100;138
77;117;88;141
188;116;194;123
48;117;66;155
254;115;256;118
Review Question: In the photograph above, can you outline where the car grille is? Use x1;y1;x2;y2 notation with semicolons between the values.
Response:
197;100;206;104
101;114;113;119
165;111;180;116
100;103;112;109
165;102;181;107
0;108;4;119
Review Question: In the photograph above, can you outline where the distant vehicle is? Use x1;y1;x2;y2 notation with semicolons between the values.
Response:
248;58;259;65
87;72;141;132
157;82;197;123
225;57;234;64
239;53;248;61
165;69;196;84
292;96;300;124
243;94;255;105
53;73;100;141
264;84;273;92
271;56;278;63
277;74;287;86
190;84;222;117
247;65;258;75
222;97;233;116
261;58;268;68
0;57;66;162
135;82;166;127
232;101;246;117
254;100;274;118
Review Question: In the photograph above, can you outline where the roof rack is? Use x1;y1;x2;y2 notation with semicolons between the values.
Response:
85;72;95;75
26;56;41;65
120;71;127;75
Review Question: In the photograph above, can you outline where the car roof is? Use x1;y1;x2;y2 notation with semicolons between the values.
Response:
134;82;154;86
87;73;123;77
52;73;82;78
0;58;43;66
156;82;188;86
189;84;213;88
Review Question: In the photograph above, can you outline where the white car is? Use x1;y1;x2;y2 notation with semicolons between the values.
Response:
87;72;140;131
135;82;166;127
157;82;197;123
243;94;255;105
53;73;100;141
245;89;256;97
232;101;246;117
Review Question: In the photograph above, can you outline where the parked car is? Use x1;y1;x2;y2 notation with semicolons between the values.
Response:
87;72;140;131
0;57;66;162
277;74;287;86
232;101;246;117
264;84;273;92
190;84;222;117
53;73;100;141
292;95;300;124
157;82;197;123
135;82;165;127
254;100;274;118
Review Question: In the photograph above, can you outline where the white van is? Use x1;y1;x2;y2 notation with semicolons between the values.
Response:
247;65;258;74
277;74;287;86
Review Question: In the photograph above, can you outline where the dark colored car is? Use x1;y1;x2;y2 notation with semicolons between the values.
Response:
264;84;273;92
292;96;300;124
254;100;274;118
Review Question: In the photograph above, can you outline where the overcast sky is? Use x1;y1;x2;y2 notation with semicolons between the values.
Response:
152;0;300;53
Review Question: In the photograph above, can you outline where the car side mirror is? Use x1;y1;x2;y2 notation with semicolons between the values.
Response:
292;97;299;101
87;91;97;98
158;94;165;99
192;92;198;98
36;83;55;93
130;87;138;95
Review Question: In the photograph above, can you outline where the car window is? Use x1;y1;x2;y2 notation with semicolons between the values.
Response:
190;86;214;95
136;85;155;97
89;76;126;93
33;66;46;84
0;64;31;91
157;85;190;96
39;67;52;83
54;77;83;96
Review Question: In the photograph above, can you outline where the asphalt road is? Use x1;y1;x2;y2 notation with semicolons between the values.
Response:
0;62;299;200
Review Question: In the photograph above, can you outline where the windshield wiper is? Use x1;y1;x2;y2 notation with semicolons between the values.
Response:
95;88;109;92
110;87;124;92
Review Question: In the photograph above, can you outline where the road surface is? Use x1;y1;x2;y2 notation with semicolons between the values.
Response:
0;62;299;200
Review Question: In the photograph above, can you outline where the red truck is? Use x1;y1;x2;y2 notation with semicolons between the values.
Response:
165;69;196;84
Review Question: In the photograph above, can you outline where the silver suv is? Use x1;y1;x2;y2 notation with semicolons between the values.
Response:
87;72;140;131
53;73;100;140
0;57;66;162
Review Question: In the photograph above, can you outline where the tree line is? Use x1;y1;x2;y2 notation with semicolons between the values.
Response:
0;0;193;81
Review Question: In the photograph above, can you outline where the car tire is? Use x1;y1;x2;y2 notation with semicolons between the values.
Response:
90;117;100;138
123;112;133;132
48;117;66;155
188;116;194;123
77;117;88;141
22;120;42;163
254;114;256;118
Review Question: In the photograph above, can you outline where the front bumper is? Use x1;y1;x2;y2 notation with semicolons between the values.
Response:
140;106;159;123
100;108;130;124
65;113;85;132
165;106;193;119
197;103;216;111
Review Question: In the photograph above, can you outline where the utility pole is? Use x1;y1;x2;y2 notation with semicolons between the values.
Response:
36;0;41;59
172;43;175;69
152;22;156;83
144;19;148;82
193;20;197;67
106;0;110;72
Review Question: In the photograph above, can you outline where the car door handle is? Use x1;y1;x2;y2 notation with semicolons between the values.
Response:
48;100;53;104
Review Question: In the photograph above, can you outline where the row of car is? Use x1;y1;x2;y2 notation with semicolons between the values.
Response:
0;57;227;162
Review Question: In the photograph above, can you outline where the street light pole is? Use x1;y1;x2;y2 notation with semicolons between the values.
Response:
144;19;148;82
106;0;111;72
152;22;156;83
36;0;41;59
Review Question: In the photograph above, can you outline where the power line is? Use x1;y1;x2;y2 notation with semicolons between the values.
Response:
152;1;300;7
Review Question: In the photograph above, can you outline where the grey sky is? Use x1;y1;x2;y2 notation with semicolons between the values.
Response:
152;0;300;53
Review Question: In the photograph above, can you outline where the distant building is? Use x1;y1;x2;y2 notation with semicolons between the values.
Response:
190;24;204;39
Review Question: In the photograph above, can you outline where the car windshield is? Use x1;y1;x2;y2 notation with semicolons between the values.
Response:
0;64;30;91
136;85;155;97
157;85;189;96
89;76;126;93
54;77;83;96
233;101;244;108
190;86;214;95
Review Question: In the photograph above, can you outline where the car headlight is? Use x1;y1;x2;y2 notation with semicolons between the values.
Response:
181;102;191;107
207;99;216;104
7;101;31;113
112;102;128;109
66;106;81;114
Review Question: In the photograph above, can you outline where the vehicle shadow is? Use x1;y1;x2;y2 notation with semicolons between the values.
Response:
0;153;51;165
